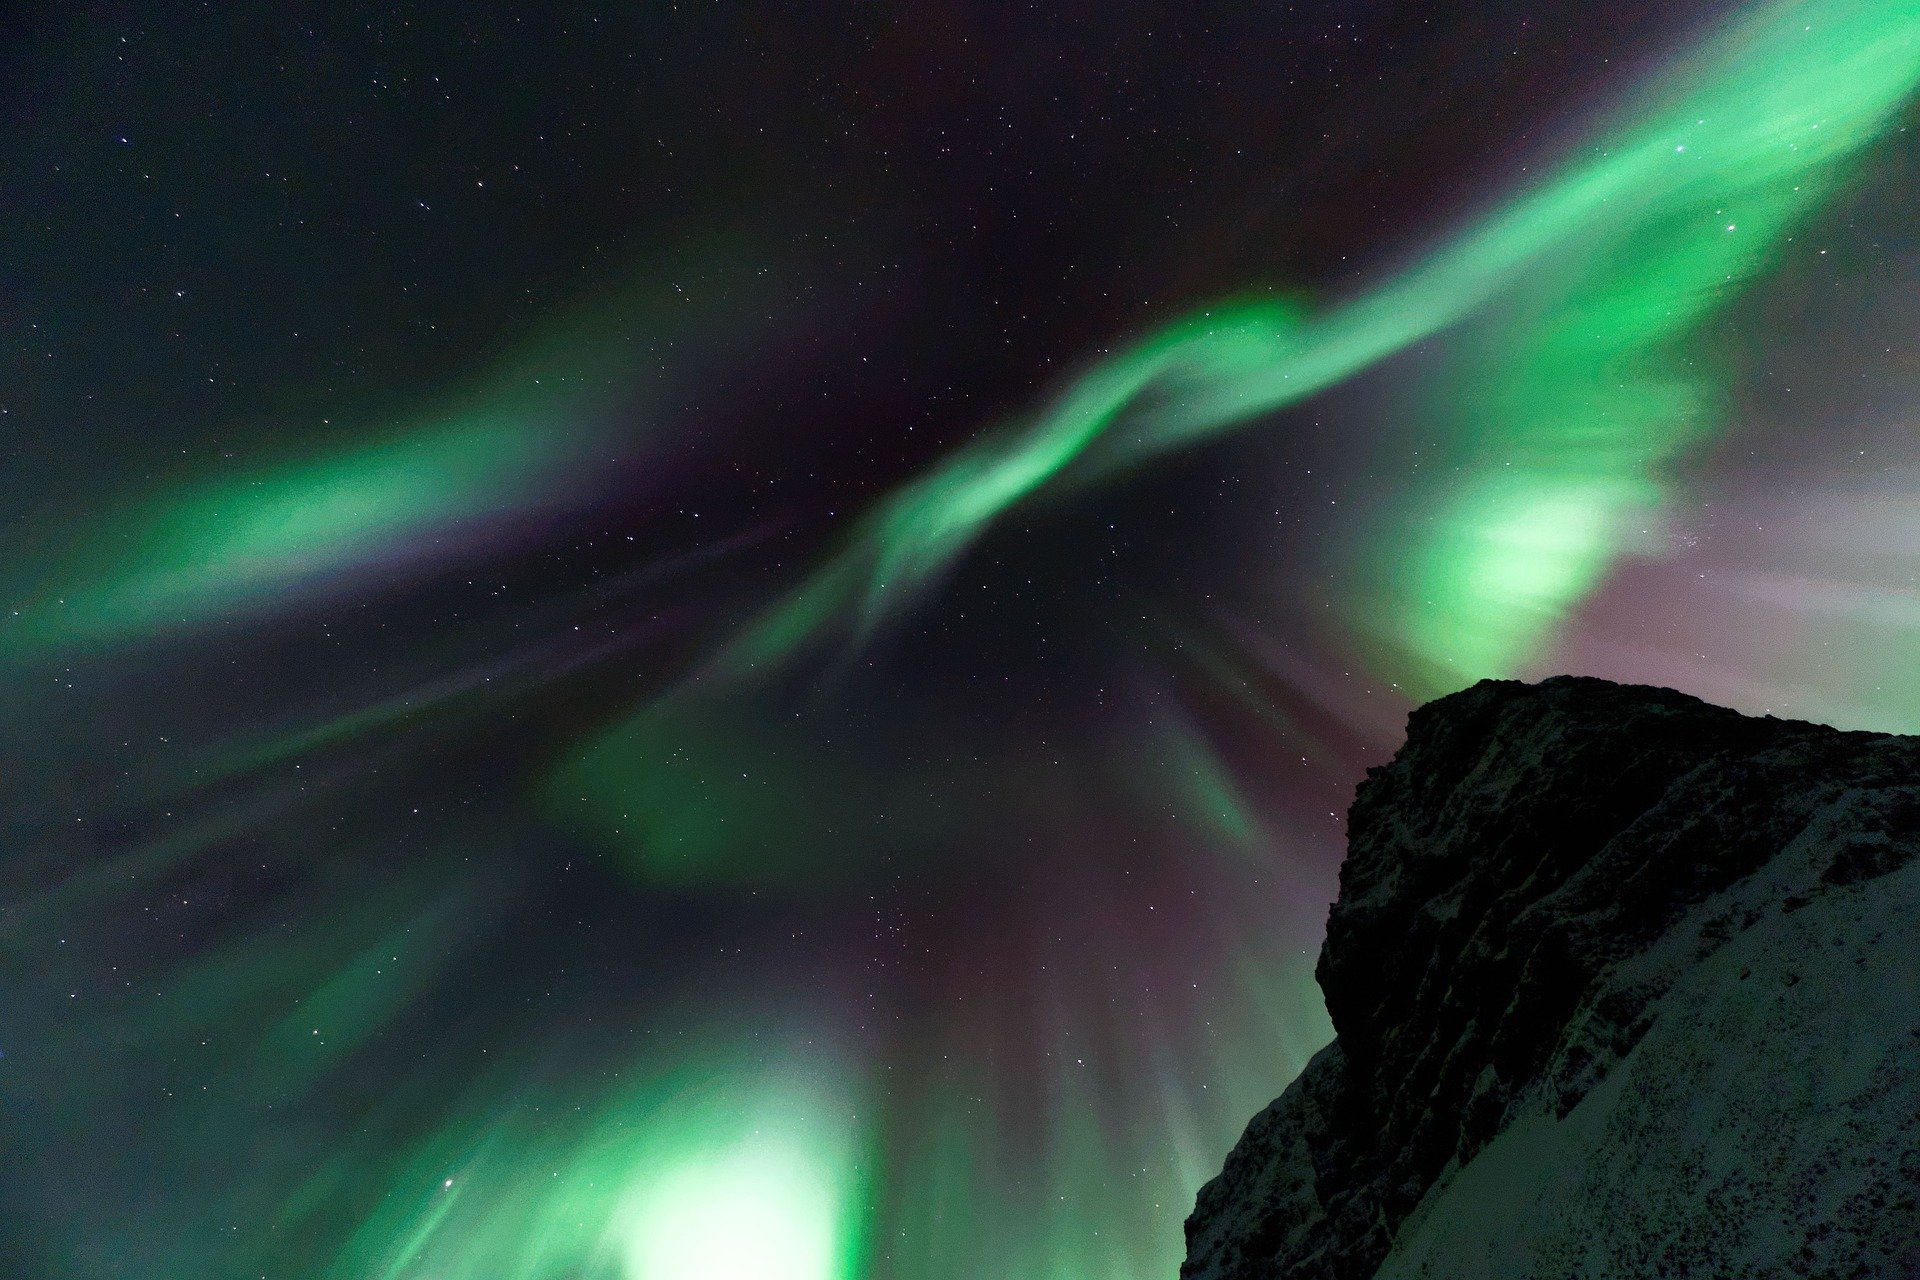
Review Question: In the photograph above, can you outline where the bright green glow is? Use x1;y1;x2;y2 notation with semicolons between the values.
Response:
328;1043;865;1280
1383;477;1641;683
617;1133;844;1280
719;0;1920;688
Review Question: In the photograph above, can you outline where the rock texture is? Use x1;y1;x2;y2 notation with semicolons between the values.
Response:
1183;676;1920;1280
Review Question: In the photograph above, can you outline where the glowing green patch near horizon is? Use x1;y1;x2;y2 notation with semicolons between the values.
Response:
616;1133;848;1280
718;0;1920;690
328;1048;867;1280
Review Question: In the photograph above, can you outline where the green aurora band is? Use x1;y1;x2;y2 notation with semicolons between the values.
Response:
0;250;762;652
9;5;1920;1280
557;0;1920;889
6;371;581;648
209;5;1920;1277
534;5;1920;1270
714;0;1920;689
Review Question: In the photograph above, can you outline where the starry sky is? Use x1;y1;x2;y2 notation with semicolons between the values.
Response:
4;3;1920;1278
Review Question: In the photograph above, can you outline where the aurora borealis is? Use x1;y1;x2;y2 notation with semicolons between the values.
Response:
5;3;1920;1278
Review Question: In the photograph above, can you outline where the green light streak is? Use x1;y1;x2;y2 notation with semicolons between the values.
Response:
722;301;1309;671
3;247;764;653
1149;713;1263;850
4;371;585;653
44;415;568;644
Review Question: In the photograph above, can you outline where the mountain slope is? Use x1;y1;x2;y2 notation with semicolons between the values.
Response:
1182;676;1920;1279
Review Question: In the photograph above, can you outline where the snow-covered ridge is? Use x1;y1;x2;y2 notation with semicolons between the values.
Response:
1182;676;1920;1279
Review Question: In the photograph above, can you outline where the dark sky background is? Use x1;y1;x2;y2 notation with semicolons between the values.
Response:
5;3;1918;1278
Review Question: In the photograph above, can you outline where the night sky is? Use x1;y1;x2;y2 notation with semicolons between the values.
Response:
5;3;1920;1278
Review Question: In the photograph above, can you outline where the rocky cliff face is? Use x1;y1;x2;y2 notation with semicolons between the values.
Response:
1183;676;1920;1279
